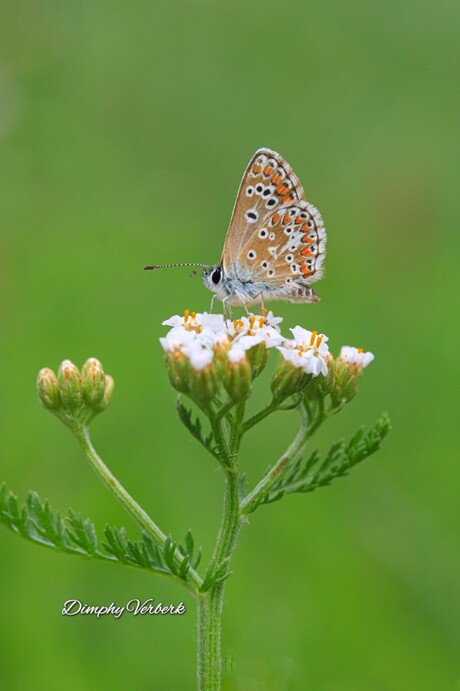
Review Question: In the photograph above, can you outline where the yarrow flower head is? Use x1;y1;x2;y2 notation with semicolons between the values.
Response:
276;327;330;377
159;309;375;413
37;358;114;426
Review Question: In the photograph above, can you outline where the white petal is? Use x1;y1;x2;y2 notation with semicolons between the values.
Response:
182;343;214;370
228;344;247;364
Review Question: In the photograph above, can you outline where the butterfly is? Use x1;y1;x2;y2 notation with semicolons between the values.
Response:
145;148;326;310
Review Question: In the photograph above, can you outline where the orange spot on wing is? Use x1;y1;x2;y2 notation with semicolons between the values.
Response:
282;195;293;205
272;212;281;224
282;213;290;225
253;164;261;174
294;216;303;224
301;247;314;257
300;262;312;277
264;166;273;176
276;185;288;195
271;174;281;185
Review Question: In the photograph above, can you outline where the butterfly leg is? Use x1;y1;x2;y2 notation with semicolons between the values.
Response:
209;294;219;313
233;290;251;316
221;296;233;319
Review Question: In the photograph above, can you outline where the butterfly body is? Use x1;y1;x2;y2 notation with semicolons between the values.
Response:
146;147;327;308
202;257;320;307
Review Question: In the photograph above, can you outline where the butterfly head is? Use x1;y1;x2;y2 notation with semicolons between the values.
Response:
202;265;226;295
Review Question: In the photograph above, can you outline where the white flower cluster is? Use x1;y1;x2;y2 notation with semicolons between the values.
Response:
160;310;374;376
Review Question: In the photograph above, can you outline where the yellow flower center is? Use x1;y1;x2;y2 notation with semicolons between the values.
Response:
182;309;202;333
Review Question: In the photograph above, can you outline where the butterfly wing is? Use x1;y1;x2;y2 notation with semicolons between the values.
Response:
221;148;305;271
235;201;327;299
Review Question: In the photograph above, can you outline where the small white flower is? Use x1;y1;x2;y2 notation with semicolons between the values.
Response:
276;327;330;377
160;327;196;353
182;342;214;371
339;346;374;369
228;313;284;350
163;310;226;334
264;310;283;329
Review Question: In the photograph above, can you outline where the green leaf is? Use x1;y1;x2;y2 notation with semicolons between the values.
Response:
0;483;201;585
176;400;219;458
258;414;390;508
199;556;232;593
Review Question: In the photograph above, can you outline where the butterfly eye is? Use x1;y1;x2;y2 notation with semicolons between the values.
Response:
247;250;256;260
211;268;222;285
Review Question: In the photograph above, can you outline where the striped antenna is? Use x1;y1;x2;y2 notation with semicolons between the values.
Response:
144;262;211;271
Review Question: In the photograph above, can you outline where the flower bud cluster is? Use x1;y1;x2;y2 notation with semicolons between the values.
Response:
37;358;114;426
160;309;374;410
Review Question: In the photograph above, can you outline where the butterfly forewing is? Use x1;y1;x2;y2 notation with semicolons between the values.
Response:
237;201;326;293
221;148;305;271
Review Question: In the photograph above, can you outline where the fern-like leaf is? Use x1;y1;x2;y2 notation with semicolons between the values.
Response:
259;414;390;508
0;484;201;585
176;400;219;458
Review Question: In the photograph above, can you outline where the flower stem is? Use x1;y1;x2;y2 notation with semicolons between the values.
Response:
241;400;277;434
240;402;324;514
197;420;241;690
73;424;202;591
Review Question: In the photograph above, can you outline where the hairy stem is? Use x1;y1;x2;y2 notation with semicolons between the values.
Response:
197;418;241;690
240;401;324;514
73;424;202;591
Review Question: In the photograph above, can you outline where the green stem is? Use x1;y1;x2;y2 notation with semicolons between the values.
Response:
73;424;202;591
197;419;241;690
241;399;277;434
240;402;324;514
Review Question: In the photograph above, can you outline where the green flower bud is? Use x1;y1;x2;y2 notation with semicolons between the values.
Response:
224;354;252;402
246;343;268;379
329;360;359;410
271;359;311;405
37;368;61;411
190;366;216;410
57;360;82;414
164;353;192;396
81;358;106;408
102;375;115;409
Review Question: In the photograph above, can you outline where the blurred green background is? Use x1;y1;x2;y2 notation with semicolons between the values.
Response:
0;1;458;689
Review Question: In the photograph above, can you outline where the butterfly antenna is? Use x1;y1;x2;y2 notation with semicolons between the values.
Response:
143;262;211;271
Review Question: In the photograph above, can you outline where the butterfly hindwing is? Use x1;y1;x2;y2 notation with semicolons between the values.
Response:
221;148;305;271
237;201;326;291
